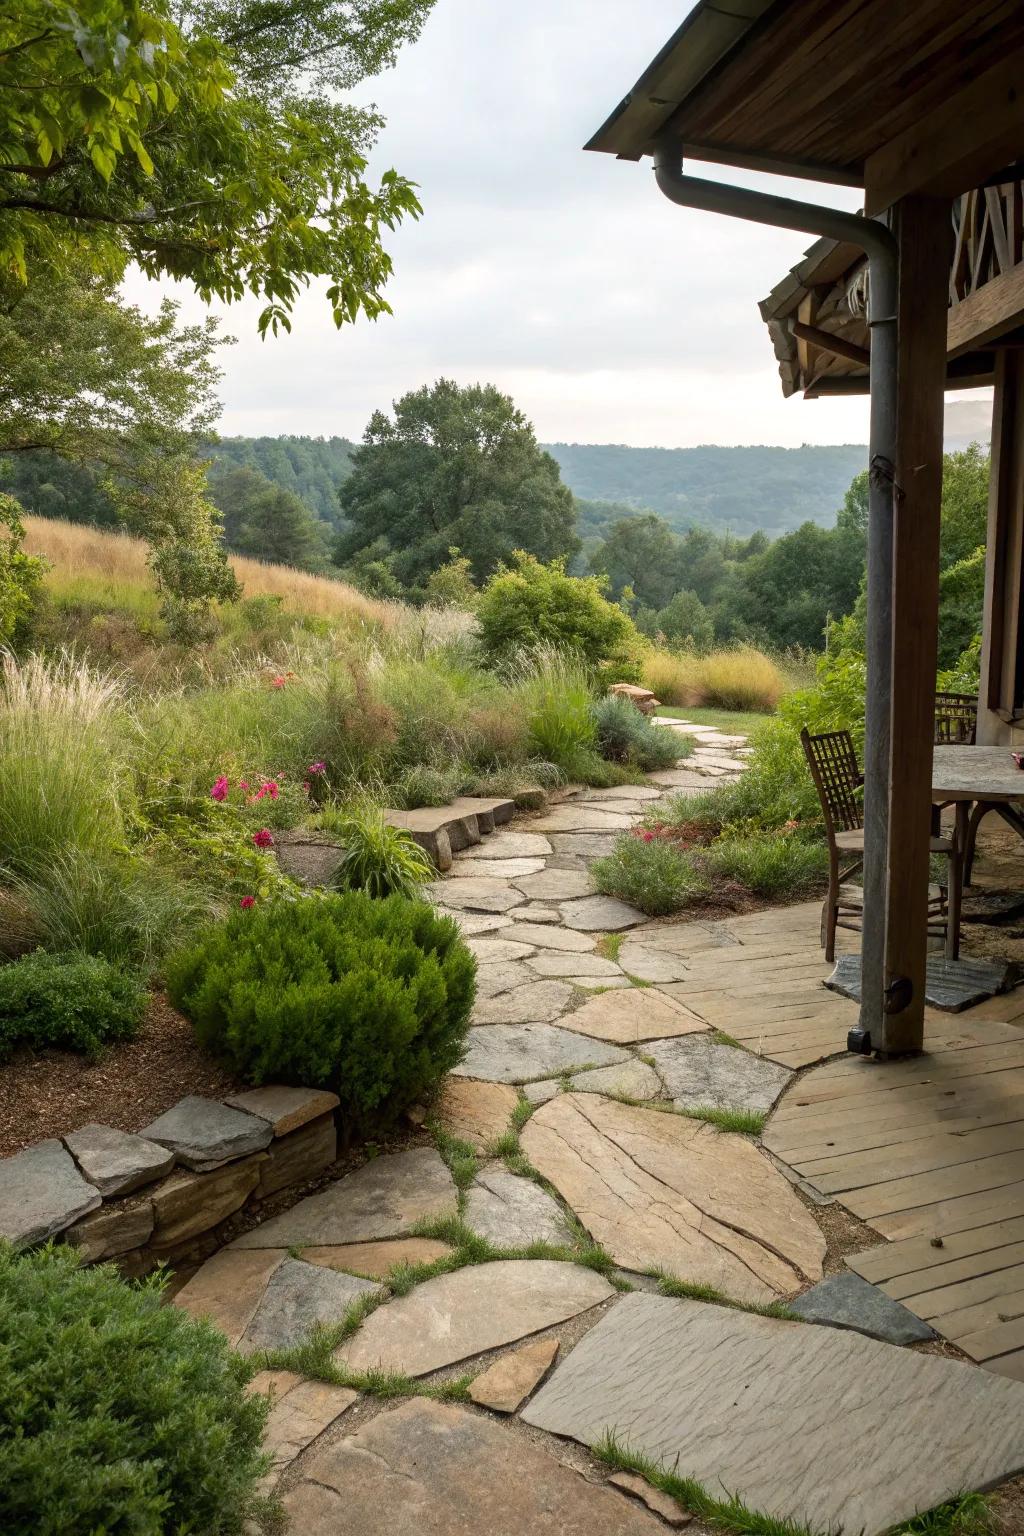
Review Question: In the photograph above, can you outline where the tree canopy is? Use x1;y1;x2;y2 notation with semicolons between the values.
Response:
334;379;580;587
1;0;432;333
209;465;329;569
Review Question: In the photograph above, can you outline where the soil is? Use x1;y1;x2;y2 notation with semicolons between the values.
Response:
0;993;243;1157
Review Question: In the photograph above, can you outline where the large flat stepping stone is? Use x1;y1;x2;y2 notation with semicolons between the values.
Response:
232;1147;457;1247
548;832;620;858
453;1025;629;1084
240;1257;379;1353
284;1396;665;1533
425;878;523;913
504;923;595;952
530;807;634;833
435;1078;519;1152
301;1238;454;1278
514;868;594;901
435;908;510;935
582;784;664;801
790;1270;936;1345
527;951;623;979
140;1095;272;1171
337;1259;613;1376
472;979;574;1026
560;894;647;932
570;1059;664;1101
645;1036;792;1114
249;1371;358;1481
464;1168;573;1247
520;1095;824;1302
561;989;708;1044
64;1122;173;1196
224;1085;339;1137
523;1294;1024;1536
645;769;709;788
450;858;545;879
0;1139;101;1245
469;1336;559;1412
475;960;536;1000
460;831;553;859
174;1247;286;1345
467;936;536;963
616;941;692;983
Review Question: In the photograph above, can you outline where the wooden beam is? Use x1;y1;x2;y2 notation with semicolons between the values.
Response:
865;54;1024;217
803;363;995;399
672;139;861;188
948;263;1024;358
790;321;870;368
978;354;1024;741
881;197;951;1055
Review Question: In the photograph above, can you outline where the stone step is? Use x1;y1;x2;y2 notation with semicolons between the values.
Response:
386;798;514;871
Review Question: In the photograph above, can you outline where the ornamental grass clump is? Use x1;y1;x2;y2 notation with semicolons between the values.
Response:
592;833;710;917
0;1244;269;1535
321;803;435;899
168;892;475;1133
592;694;688;771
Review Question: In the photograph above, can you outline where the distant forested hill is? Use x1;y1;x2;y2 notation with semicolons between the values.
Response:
542;442;868;538
205;435;355;528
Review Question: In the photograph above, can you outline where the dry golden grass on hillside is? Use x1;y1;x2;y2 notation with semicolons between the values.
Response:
22;515;396;628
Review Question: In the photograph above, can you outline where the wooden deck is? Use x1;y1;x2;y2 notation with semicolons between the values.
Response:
663;900;1024;1378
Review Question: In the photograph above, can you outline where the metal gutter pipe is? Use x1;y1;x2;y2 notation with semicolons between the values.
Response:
653;143;899;1051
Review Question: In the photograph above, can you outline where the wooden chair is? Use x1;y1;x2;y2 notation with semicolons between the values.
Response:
934;692;978;745
801;727;962;961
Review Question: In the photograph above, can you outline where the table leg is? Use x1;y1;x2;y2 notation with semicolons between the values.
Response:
946;801;968;962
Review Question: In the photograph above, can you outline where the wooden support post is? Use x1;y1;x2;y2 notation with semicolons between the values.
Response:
978;352;1024;745
879;197;951;1054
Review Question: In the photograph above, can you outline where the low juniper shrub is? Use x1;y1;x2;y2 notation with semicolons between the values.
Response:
167;892;476;1133
0;949;146;1060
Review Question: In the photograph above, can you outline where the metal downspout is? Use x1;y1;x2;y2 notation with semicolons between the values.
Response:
652;144;898;1050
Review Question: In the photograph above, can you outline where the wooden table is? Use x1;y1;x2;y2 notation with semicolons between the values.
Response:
932;745;1024;957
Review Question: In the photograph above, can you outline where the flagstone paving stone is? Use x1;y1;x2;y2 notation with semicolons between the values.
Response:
789;1270;936;1345
173;1246;286;1345
435;1078;519;1153
249;1373;358;1481
505;923;596;952
559;894;647;931
283;1397;665;1534
231;1147;457;1248
526;950;623;979
513;868;594;900
64;1122;174;1196
569;1059;664;1100
449;858;546;879
336;1260;614;1376
472;979;576;1025
463;1167;573;1247
581;784;664;801
522;1294;1024;1536
645;1036;793;1114
140;1095;272;1171
240;1257;379;1353
546;832;620;858
559;988;708;1044
615;941;693;982
453;1025;629;1084
530;808;635;833
524;1078;562;1104
510;902;562;922
460;831;553;859
609;1473;692;1527
520;1095;824;1301
468;1336;559;1412
425;878;524;913
474;961;536;999
435;908;510;934
467;936;537;963
301;1238;454;1278
0;1138;101;1245
645;768;710;788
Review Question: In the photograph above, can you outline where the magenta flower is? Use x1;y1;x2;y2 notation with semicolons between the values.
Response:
239;895;256;909
308;761;327;776
239;779;249;791
253;780;279;802
641;830;655;843
252;828;274;849
210;775;230;802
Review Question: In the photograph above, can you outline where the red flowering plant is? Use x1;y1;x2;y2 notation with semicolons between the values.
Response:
203;772;306;831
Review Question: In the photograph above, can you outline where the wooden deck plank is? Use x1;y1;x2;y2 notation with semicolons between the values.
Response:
888;1245;1024;1304
845;1151;1024;1220
979;1348;1024;1380
848;1215;1024;1284
957;1315;1024;1363
795;1122;1024;1191
906;1282;1024;1338
767;1099;1024;1161
871;1187;1024;1242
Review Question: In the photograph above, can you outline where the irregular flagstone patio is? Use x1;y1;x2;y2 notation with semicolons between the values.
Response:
171;721;1024;1529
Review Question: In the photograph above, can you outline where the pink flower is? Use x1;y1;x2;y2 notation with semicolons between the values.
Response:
239;895;256;909
641;830;655;843
308;761;327;776
253;780;279;801
271;675;287;689
239;780;249;791
252;828;274;849
210;775;230;802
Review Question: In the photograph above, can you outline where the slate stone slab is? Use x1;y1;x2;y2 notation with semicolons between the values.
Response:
464;1168;572;1247
826;953;1020;1012
561;989;707;1044
570;1059;664;1100
789;1270;936;1345
469;1336;559;1412
284;1397;665;1534
425;878;523;914
645;1036;792;1114
140;1095;272;1171
251;1374;358;1481
559;895;647;932
472;979;575;1026
527;950;622;979
449;858;546;879
232;1146;457;1248
501;923;595;952
460;831;553;859
301;1238;454;1278
467;936;537;963
452;1025;629;1084
615;942;692;983
434;908;509;935
474;961;537;1000
530;808;634;833
0;1138;101;1244
224;1086;340;1137
435;1078;519;1153
337;1260;613;1376
514;868;594;901
174;1247;287;1345
523;1294;1024;1536
64;1122;174;1196
240;1257;379;1352
546;833;620;858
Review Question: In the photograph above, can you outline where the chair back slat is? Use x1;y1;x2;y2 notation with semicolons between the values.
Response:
934;692;978;745
800;727;863;834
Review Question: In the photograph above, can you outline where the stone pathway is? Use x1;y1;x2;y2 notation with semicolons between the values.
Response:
172;717;1024;1531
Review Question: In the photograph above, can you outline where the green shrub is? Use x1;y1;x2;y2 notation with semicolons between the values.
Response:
0;494;46;646
0;1244;269;1535
707;832;827;897
168;892;476;1130
0;950;146;1060
325;804;435;899
593;695;687;771
592;834;710;917
392;763;467;809
477;553;636;666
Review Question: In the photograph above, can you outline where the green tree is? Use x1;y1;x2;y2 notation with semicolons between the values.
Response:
0;494;46;644
939;442;989;569
1;0;431;334
588;513;683;609
210;466;328;569
335;380;579;585
652;588;714;649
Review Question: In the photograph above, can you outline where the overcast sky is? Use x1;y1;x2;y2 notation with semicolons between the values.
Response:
124;0;992;449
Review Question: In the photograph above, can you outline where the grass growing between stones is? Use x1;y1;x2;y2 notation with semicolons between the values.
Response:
893;1493;994;1536
678;1105;768;1136
593;1433;816;1536
652;1273;798;1322
597;932;624;962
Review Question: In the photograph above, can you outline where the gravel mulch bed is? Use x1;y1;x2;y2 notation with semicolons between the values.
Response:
0;993;243;1158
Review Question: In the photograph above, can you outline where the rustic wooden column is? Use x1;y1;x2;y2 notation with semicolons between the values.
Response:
878;196;951;1053
978;352;1024;745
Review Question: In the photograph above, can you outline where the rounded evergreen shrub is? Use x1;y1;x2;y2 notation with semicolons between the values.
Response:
168;892;476;1131
477;552;636;666
0;1244;269;1535
0;949;146;1061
